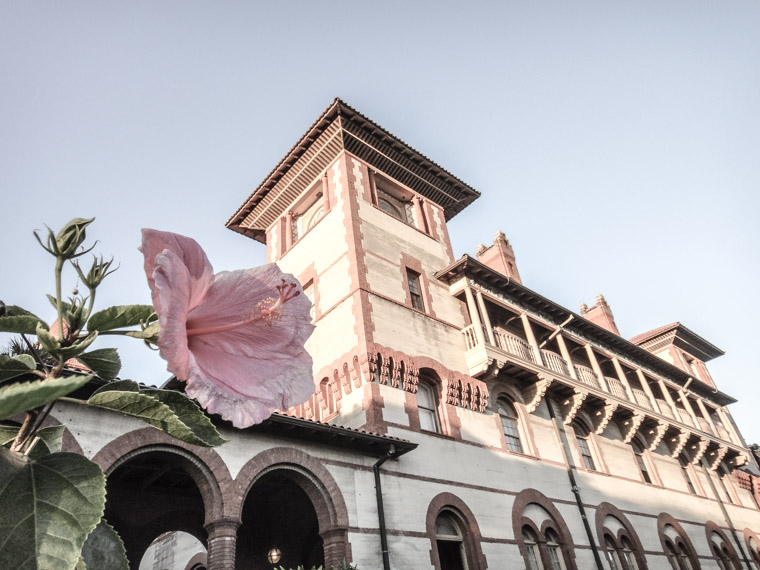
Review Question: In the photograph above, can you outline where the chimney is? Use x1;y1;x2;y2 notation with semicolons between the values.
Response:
476;231;522;284
580;294;620;336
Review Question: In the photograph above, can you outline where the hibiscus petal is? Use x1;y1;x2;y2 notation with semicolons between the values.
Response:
152;250;193;380
140;229;215;313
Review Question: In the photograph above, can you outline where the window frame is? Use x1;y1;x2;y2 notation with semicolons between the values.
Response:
406;268;425;312
497;397;524;454
417;381;441;434
572;421;597;471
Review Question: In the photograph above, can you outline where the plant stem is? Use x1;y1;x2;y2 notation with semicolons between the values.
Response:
10;410;39;453
54;257;64;341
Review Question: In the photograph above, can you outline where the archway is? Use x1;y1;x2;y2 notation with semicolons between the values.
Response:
105;450;209;569
237;469;323;569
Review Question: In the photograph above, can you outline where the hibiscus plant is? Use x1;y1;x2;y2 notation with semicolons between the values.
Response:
0;218;314;569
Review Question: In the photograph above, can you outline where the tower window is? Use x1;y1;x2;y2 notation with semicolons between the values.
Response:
416;382;440;433
407;269;425;311
497;398;523;453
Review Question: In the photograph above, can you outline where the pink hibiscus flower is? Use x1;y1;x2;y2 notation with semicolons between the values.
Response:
140;229;315;428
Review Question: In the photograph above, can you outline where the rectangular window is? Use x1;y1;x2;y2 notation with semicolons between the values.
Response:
407;269;424;311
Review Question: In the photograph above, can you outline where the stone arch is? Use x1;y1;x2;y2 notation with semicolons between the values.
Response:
92;426;232;522
234;447;350;566
512;488;578;570
595;502;648;569
425;492;488;570
657;512;701;570
704;521;741;569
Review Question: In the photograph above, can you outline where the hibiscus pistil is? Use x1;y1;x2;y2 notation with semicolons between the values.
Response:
186;278;301;337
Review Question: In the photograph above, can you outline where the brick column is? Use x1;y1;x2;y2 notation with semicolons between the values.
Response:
205;517;240;570
321;527;350;567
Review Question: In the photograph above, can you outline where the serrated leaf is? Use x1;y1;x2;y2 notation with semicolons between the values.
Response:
88;388;225;447
0;316;43;335
0;448;106;570
144;389;226;446
35;426;65;454
74;349;121;381
0;375;92;421
91;379;139;396
47;294;73;316
0;354;38;383
80;519;128;570
57;332;99;361
87;305;155;333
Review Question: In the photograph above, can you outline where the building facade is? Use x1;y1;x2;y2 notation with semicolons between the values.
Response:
55;99;760;570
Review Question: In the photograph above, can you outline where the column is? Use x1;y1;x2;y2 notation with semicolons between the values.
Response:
556;334;578;380
463;285;485;346
285;211;294;250
717;407;740;445
612;357;635;402
635;369;661;414
657;379;681;419
695;398;718;436
678;390;700;427
205;517;240;570
585;345;609;392
521;313;544;365
321;527;349;567
475;290;496;346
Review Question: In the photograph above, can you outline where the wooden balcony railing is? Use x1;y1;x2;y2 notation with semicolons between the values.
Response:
632;388;653;411
462;325;480;350
493;327;535;363
541;349;569;376
656;399;675;420
606;376;629;401
697;417;713;434
574;364;599;389
678;408;695;427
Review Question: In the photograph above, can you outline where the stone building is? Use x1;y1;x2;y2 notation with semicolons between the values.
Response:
56;99;760;569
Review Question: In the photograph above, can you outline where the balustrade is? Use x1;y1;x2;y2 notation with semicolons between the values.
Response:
606;376;629;401
573;364;599;389
493;327;535;362
632;388;653;411
697;417;713;434
540;349;569;376
462;325;479;350
677;408;695;427
656;399;675;420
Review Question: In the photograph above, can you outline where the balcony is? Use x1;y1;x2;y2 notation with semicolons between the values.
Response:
605;376;629;401
677;408;695;427
632;388;653;411
656;399;675;420
493;327;535;363
574;364;600;389
540;349;569;376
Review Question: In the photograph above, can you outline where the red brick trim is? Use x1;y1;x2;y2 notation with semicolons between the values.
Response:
233;446;351;566
512;488;578;570
743;528;760;565
425;492;488;570
92;427;233;522
594;502;648;570
704;520;742;568
656;512;701;570
183;551;207;570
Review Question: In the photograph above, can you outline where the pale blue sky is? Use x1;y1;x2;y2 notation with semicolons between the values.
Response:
2;2;759;443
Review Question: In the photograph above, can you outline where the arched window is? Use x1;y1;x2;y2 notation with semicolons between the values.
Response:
435;512;468;570
746;534;760;566
515;497;575;570
707;526;741;570
661;521;698;570
523;526;543;570
319;378;335;418
417;381;440;433
573;422;596;470
597;510;645;570
678;454;697;494
497;398;523;453
631;439;652;484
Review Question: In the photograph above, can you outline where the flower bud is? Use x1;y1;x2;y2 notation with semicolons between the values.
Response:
54;217;94;259
74;255;117;290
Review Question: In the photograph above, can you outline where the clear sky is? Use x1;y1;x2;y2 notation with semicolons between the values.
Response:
2;2;759;444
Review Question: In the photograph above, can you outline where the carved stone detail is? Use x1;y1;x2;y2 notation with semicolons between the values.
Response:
708;445;728;471
592;402;618;435
403;365;419;393
690;438;709;464
390;359;402;388
646;422;669;452
560;390;587;425
622;412;645;444
379;354;391;385
669;430;690;459
526;376;553;413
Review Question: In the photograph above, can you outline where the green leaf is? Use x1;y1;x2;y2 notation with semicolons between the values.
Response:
144;389;226;446
74;349;121;381
46;295;73;316
80;519;128;570
57;333;99;361
0;316;43;335
0;354;37;383
122;321;160;341
0;448;106;570
0;375;92;421
87;305;156;333
88;384;226;447
4;305;43;320
35;426;65;455
0;426;19;447
91;379;139;396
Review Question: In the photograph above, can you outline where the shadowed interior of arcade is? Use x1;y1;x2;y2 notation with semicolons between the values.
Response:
237;469;324;570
